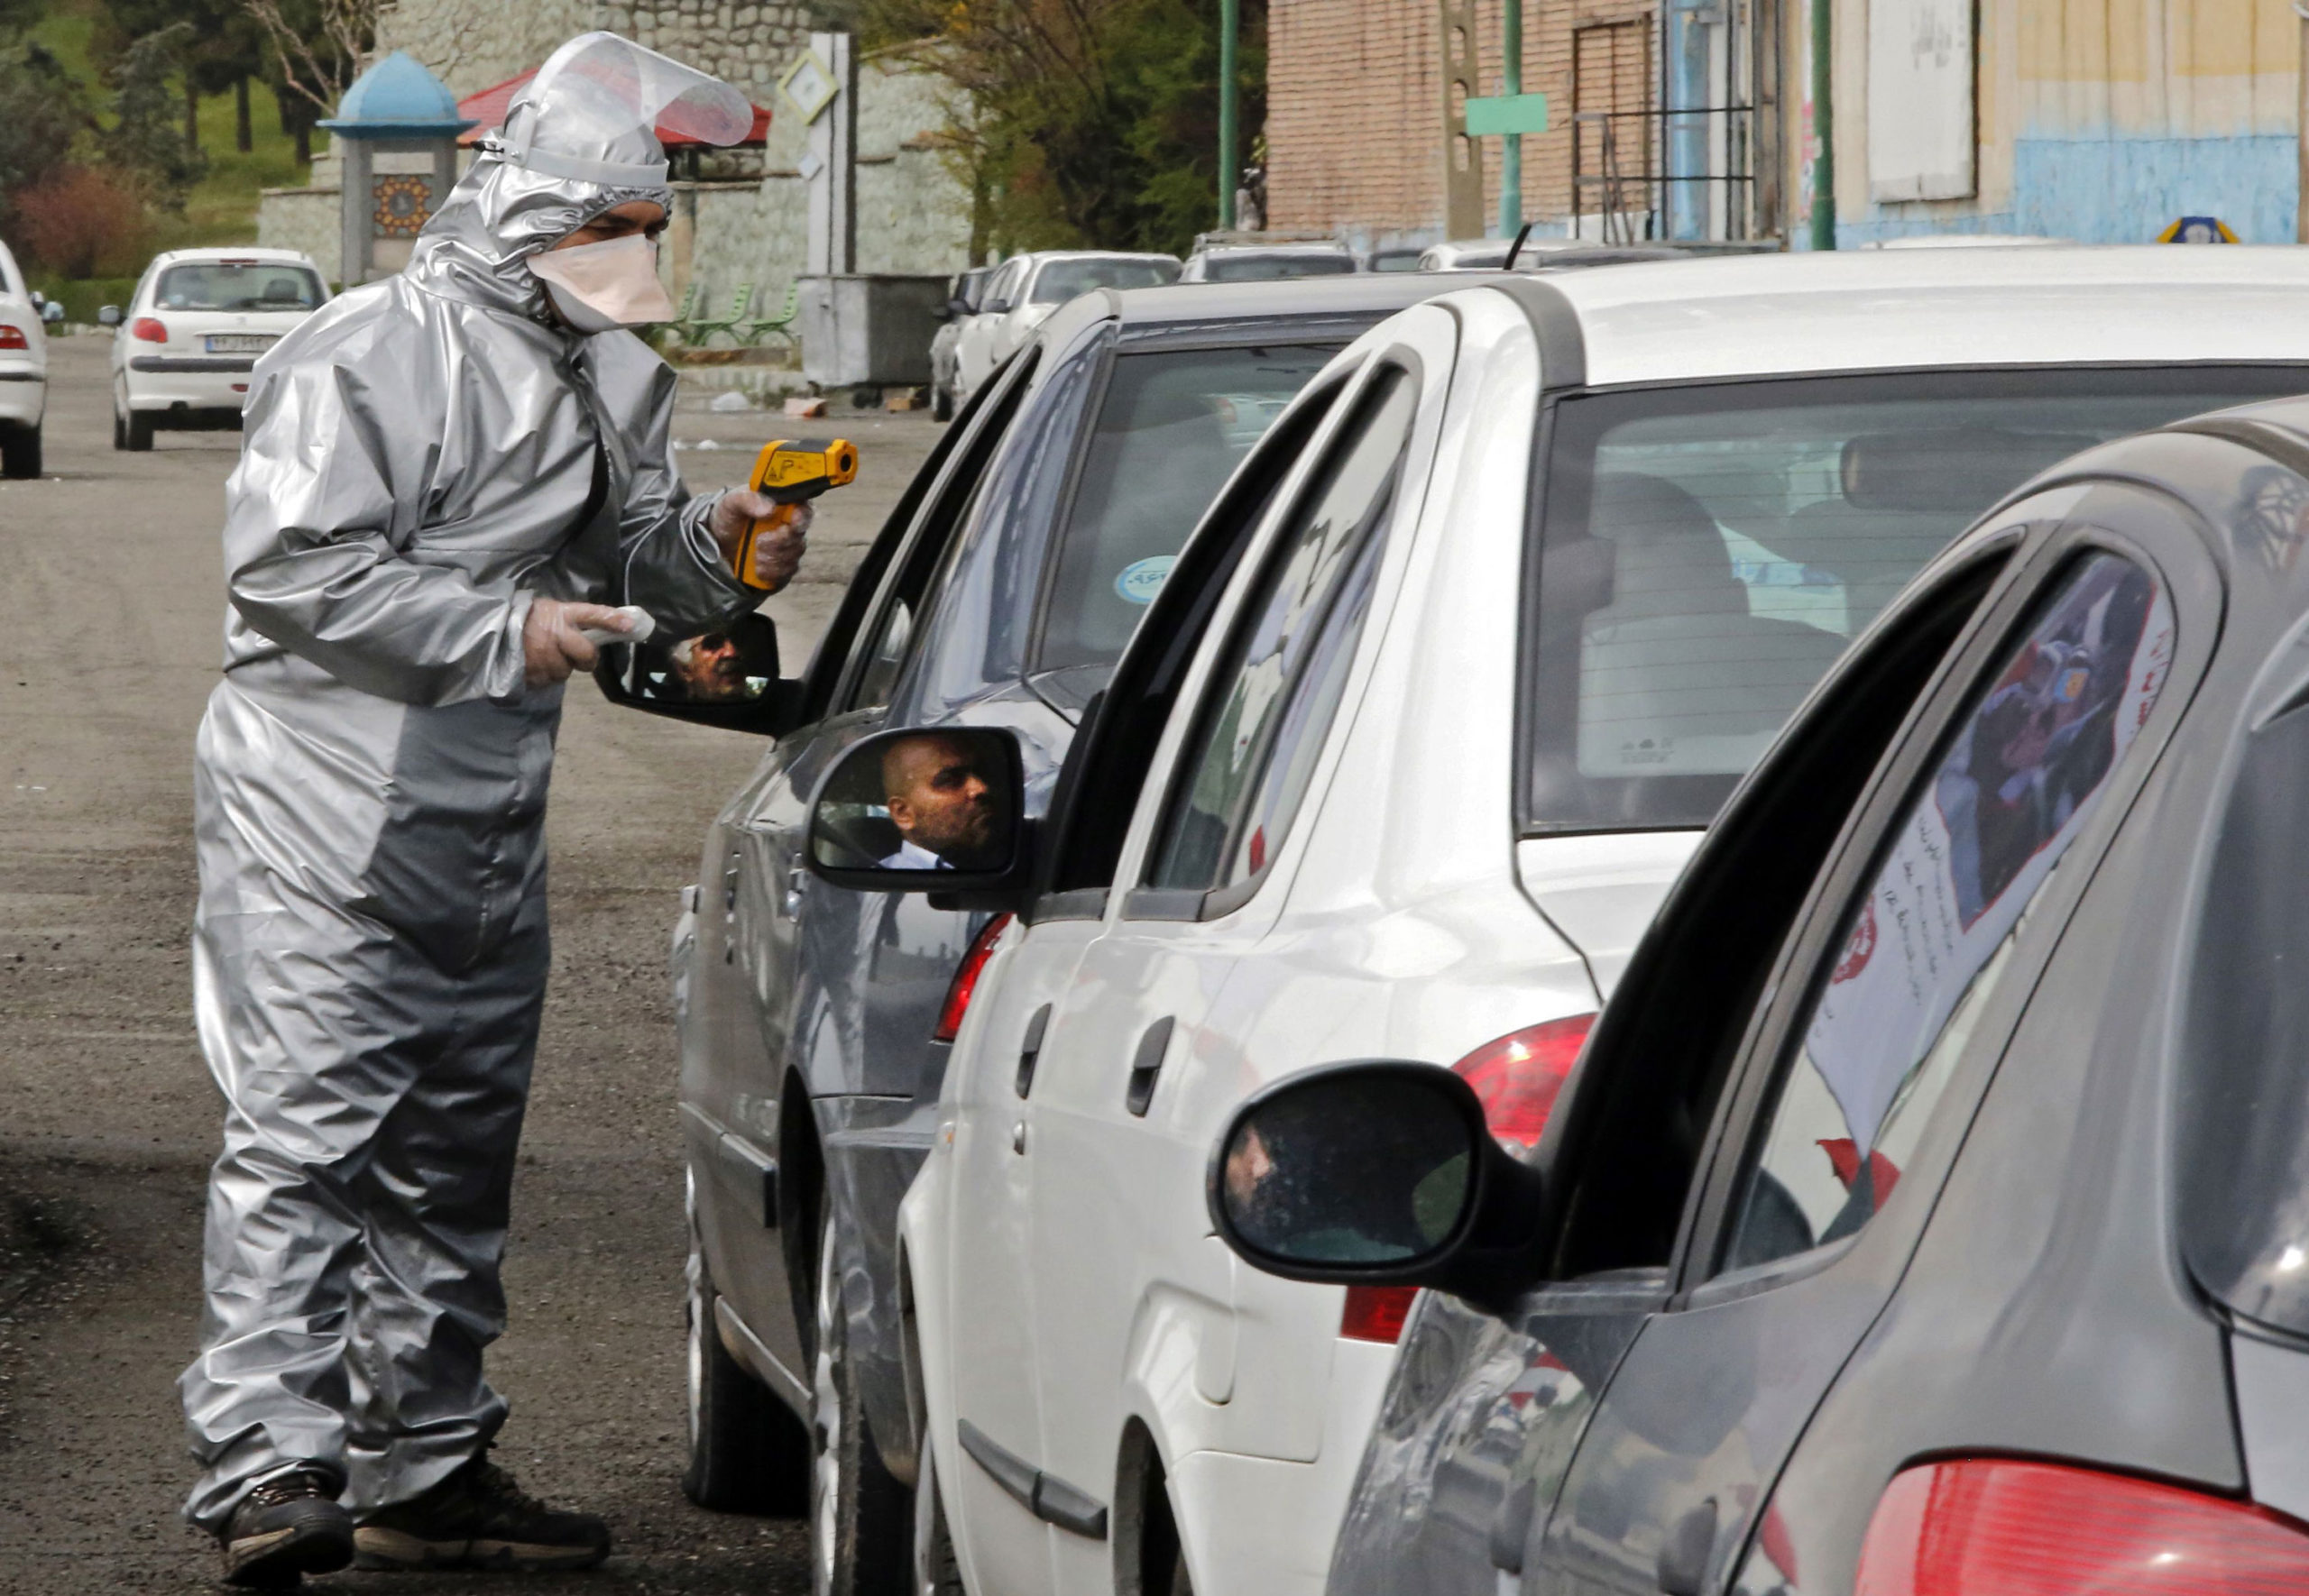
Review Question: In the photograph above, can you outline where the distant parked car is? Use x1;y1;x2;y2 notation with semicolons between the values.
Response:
0;238;49;479
1418;235;1679;270
106;247;329;451
1365;243;1430;272
930;265;992;421
952;251;1182;407
1179;241;1360;282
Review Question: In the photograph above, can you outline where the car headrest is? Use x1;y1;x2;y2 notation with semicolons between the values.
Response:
1840;430;2102;514
1588;473;1746;618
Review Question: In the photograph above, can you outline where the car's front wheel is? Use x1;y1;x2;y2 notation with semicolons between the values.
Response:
812;1209;911;1596
684;1187;808;1513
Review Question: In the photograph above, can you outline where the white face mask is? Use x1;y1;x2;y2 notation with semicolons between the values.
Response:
527;233;676;333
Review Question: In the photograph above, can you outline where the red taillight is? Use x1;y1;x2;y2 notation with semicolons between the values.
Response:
932;913;1013;1043
1856;1458;2309;1595
1450;1013;1596;1152
0;325;26;350
1339;1284;1418;1344
131;316;168;344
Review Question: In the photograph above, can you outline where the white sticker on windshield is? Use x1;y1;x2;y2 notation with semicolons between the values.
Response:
1115;555;1175;605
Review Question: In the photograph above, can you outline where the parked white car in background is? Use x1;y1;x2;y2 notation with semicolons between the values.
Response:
106;247;328;452
952;251;1181;405
0;238;49;479
1177;241;1359;281
869;247;2309;1596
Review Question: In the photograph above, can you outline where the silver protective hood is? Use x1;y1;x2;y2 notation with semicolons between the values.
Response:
181;37;760;1531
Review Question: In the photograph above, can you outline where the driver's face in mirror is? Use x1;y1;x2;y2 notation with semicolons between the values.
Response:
880;733;1000;869
668;630;752;702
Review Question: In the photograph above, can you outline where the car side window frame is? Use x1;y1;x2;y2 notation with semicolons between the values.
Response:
1531;534;2036;1286
827;344;1045;718
1026;363;1367;922
1118;354;1421;922
1672;500;2222;1304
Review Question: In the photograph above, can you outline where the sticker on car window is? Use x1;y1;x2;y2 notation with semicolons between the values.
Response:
1115;555;1175;605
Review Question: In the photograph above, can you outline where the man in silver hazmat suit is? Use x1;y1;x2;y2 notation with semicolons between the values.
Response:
179;35;801;1586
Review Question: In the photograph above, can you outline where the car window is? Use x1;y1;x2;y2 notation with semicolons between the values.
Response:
988;260;1026;307
1200;253;1358;282
1029;257;1176;304
156;261;325;311
1720;551;2172;1274
842;349;1043;713
1524;365;2309;833
1146;366;1418;901
1035;344;1340;674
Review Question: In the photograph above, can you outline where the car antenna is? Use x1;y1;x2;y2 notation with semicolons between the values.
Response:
1503;221;1536;271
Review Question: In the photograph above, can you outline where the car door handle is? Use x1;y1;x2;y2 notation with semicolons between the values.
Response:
783;848;809;916
1126;1016;1173;1117
1655;1498;1716;1596
1015;1004;1052;1098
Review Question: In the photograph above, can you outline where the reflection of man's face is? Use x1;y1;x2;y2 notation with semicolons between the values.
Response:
1224;1124;1275;1214
670;632;747;702
881;736;998;862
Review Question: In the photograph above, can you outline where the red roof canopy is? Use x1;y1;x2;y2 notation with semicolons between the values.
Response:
455;69;771;148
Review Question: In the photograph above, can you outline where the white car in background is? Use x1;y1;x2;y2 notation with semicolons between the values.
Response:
0;238;48;479
105;247;328;452
1177;241;1359;281
829;247;2309;1596
952;251;1181;405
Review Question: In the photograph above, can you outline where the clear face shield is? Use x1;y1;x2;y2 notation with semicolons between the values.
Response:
499;32;753;190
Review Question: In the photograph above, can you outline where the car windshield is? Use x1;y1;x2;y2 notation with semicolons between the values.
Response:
1202;253;1357;282
1035;343;1340;674
155;262;324;312
1029;258;1176;305
1524;364;2309;831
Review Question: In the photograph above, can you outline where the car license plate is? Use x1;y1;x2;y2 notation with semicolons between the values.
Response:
206;334;275;353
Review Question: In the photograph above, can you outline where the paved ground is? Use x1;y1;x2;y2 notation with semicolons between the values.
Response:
0;335;938;1591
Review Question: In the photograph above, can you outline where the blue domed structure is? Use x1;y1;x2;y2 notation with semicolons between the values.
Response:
318;51;475;138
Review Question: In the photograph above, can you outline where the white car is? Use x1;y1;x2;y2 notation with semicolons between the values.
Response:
1177;242;1360;281
106;248;329;452
843;247;2309;1596
0;238;48;479
953;251;1181;405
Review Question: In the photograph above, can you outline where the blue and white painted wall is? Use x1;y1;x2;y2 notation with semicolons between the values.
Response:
1808;0;2302;246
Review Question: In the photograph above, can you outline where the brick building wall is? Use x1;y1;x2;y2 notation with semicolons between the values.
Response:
1267;0;1660;243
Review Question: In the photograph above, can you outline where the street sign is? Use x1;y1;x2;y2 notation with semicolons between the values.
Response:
2158;216;2238;243
780;49;837;124
1464;92;1550;136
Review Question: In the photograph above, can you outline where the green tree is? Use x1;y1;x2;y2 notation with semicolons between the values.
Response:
860;0;1265;258
0;44;86;228
103;23;208;211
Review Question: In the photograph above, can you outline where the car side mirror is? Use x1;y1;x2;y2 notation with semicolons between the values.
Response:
1209;1060;1547;1305
981;297;1011;315
805;726;1033;906
946;297;973;319
97;305;122;327
590;611;805;737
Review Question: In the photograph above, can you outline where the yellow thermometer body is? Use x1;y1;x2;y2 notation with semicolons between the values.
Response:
736;436;858;589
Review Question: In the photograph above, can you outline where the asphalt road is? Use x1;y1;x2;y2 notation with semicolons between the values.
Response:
0;335;937;1591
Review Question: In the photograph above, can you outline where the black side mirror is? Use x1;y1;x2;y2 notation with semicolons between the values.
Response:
1208;1060;1546;1305
946;297;972;319
805;726;1034;905
591;611;805;737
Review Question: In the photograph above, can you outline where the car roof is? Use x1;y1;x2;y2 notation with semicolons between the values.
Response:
1035;271;1462;345
1191;243;1355;259
1522;246;2309;386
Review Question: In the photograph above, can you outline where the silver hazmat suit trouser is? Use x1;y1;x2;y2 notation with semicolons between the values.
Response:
184;674;557;1527
179;118;759;1531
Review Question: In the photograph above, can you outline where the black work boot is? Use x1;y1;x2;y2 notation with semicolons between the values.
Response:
219;1469;354;1588
354;1451;611;1572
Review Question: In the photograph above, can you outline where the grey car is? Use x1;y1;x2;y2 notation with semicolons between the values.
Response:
1207;398;2309;1593
595;271;1458;1593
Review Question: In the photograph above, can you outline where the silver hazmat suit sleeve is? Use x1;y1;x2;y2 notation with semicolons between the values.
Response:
225;351;534;706
584;333;758;636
